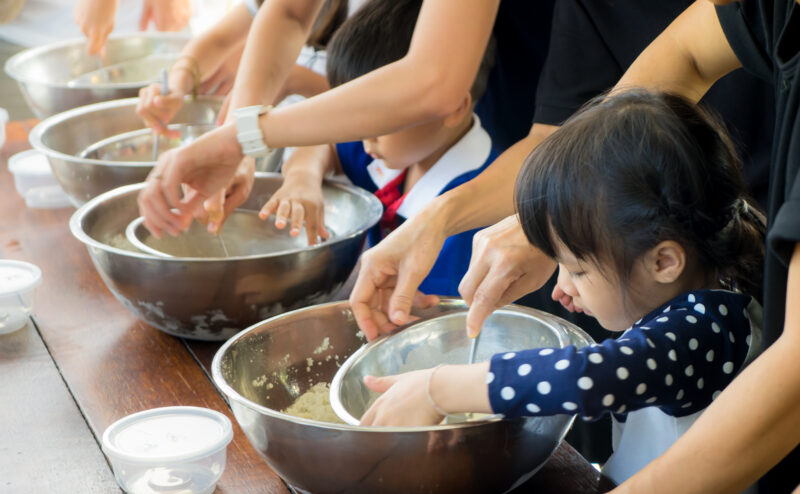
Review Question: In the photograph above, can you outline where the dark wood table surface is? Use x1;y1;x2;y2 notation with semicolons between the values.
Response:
0;120;614;493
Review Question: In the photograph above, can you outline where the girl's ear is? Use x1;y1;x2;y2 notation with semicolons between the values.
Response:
646;240;687;284
443;93;472;127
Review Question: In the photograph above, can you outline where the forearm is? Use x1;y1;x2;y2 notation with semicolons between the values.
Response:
257;0;500;147
614;1;741;103
431;362;492;414
277;65;330;102
228;0;323;113
617;244;800;494
436;124;557;237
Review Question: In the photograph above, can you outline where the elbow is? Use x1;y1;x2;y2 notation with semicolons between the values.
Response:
412;64;474;119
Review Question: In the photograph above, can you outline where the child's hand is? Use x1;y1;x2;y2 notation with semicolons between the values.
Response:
551;284;583;313
136;78;188;137
359;368;444;427
190;157;256;233
259;176;329;245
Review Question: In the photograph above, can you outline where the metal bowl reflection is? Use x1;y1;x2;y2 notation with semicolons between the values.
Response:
211;299;593;494
330;307;573;425
29;97;226;206
69;174;382;340
4;33;188;118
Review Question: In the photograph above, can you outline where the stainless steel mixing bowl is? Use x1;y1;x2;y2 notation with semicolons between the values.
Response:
125;210;332;258
4;33;188;118
69;174;382;340
29;97;223;207
211;299;594;494
330;307;573;426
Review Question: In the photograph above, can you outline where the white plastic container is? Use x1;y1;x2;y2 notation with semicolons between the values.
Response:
0;107;8;150
102;406;233;494
7;149;71;209
0;260;42;334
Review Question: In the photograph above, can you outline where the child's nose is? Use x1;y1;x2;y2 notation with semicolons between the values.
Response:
556;266;577;296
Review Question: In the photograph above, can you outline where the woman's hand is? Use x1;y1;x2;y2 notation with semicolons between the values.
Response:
139;0;192;32
136;70;192;135
349;205;447;340
74;0;119;56
258;173;329;245
193;157;256;233
458;215;557;337
137;122;244;238
359;369;444;427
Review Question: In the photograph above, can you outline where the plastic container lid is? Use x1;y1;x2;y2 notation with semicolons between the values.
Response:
0;260;42;297
102;407;233;465
7;149;51;175
7;150;71;209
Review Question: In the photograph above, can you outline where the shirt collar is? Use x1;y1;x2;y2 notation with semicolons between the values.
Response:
396;113;492;219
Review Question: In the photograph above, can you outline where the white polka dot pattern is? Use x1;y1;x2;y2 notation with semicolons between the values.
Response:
518;364;531;376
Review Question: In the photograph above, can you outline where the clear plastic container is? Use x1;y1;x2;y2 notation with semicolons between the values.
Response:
0;107;8;150
7;149;71;209
0;260;42;334
102;407;233;494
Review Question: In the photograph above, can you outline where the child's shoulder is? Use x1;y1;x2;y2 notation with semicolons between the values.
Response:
634;289;755;334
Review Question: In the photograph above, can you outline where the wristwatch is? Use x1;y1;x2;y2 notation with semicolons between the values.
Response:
234;105;272;157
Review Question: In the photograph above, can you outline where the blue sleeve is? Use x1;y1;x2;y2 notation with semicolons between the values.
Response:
335;141;377;193
418;228;478;296
488;303;753;419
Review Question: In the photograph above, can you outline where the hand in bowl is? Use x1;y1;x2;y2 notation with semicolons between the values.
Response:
258;173;329;245
359;368;444;427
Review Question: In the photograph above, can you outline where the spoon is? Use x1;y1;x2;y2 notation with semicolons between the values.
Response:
151;69;168;162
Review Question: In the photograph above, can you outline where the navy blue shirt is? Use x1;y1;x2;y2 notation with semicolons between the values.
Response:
488;290;756;419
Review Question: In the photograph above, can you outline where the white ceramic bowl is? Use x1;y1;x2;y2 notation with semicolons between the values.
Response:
7;149;71;209
0;260;42;334
102;406;233;494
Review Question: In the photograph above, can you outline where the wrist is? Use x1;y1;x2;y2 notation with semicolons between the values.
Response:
430;362;492;415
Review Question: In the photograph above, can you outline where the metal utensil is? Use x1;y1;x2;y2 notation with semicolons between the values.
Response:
151;69;168;162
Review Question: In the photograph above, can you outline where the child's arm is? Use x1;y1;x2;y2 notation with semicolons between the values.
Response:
137;3;254;133
257;144;337;244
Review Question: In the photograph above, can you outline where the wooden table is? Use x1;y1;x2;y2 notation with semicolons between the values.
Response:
0;120;614;493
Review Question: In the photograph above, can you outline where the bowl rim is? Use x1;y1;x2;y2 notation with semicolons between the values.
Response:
4;32;191;89
28;96;223;169
210;299;592;433
69;175;383;261
329;305;574;425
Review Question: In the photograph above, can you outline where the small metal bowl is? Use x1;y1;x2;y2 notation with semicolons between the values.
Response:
4;33;188;118
29;97;223;206
212;299;593;494
69;174;382;340
125;211;332;258
330;307;573;425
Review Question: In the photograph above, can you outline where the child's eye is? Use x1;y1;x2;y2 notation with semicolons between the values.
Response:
569;270;586;278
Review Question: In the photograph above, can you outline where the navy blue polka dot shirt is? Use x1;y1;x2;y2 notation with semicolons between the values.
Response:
488;290;757;419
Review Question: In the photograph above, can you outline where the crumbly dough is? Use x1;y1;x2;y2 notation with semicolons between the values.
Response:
282;382;344;424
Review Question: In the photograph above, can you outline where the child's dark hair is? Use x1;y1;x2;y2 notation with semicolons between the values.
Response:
515;90;765;298
326;0;495;103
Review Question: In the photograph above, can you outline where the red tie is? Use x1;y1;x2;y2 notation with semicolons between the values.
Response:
374;170;407;235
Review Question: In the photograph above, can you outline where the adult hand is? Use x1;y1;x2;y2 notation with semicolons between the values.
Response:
258;173;329;245
74;0;119;56
137;122;244;238
139;0;192;32
458;215;557;337
359;368;443;427
348;207;446;340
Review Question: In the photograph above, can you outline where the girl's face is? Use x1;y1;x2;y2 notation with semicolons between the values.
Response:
554;248;652;332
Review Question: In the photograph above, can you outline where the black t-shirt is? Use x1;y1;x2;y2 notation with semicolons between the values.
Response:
719;1;800;492
534;0;775;208
474;0;555;153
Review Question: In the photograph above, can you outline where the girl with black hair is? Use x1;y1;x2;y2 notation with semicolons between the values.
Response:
359;90;765;486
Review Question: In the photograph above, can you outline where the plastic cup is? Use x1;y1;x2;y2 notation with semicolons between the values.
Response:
0;260;42;334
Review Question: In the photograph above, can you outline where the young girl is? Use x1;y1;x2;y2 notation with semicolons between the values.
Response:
358;90;766;485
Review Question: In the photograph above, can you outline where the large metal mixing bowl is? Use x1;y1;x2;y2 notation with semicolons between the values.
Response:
4;33;188;118
69;175;382;340
29;97;223;207
211;299;594;494
330;307;573;425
